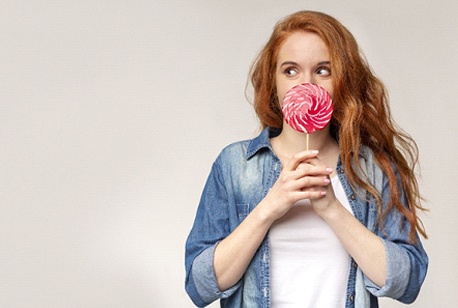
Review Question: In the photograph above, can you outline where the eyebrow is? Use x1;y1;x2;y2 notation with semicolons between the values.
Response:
279;60;331;67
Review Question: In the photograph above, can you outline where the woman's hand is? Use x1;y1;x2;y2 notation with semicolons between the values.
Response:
260;150;333;222
214;150;332;290
302;155;342;216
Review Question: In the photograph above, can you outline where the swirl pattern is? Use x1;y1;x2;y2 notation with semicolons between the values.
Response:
281;83;333;134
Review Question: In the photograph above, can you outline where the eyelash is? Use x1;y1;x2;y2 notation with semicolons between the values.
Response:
284;67;298;76
282;66;332;77
316;66;331;76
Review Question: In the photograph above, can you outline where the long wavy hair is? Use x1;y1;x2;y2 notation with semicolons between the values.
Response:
249;11;427;242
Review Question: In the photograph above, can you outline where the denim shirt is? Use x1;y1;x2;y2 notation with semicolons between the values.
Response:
185;127;428;308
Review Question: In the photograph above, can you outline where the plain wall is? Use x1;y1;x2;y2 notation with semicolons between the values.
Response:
1;1;457;307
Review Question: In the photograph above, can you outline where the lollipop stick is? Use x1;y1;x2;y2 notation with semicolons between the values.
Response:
306;133;309;151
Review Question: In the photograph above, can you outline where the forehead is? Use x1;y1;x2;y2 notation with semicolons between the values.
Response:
277;31;329;62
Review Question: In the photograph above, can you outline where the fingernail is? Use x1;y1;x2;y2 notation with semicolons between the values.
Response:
324;178;330;184
311;150;319;154
326;168;333;172
320;191;327;196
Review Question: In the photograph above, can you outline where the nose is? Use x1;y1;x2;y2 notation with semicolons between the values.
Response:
300;73;314;85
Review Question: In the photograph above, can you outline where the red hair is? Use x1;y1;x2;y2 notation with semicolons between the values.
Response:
249;11;427;242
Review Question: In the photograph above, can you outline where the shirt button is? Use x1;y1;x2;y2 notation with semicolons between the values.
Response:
349;294;354;302
339;168;345;174
353;261;358;268
350;194;356;200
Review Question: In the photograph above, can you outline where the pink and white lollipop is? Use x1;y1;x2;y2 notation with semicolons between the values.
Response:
282;83;333;134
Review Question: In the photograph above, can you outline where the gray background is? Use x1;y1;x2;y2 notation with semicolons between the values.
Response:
1;0;457;307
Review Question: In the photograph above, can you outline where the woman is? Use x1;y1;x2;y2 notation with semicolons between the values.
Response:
185;11;428;308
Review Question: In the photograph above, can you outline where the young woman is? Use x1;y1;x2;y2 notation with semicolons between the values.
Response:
185;11;428;308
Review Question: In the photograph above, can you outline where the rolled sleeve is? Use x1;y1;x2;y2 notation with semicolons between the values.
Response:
354;148;428;304
365;239;410;298
191;244;240;304
362;163;429;303
365;236;428;303
185;156;243;306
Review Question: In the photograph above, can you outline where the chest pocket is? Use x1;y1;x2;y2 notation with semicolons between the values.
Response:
236;203;251;220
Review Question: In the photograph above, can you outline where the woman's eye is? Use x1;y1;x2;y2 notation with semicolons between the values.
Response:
317;67;331;77
284;68;298;77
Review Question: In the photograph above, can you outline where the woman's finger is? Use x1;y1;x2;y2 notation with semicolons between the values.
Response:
283;150;320;171
295;161;333;178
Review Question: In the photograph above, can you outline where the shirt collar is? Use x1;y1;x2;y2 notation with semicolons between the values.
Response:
246;127;280;160
246;126;371;161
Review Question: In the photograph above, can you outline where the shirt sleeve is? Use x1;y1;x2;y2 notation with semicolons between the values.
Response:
184;157;241;306
364;175;428;303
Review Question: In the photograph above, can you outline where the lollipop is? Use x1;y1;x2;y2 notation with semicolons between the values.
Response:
282;83;333;150
282;83;333;134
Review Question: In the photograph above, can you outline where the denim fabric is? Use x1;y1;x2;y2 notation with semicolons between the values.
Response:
185;127;428;308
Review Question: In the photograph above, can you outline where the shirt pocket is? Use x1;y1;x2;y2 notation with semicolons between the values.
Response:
236;203;251;220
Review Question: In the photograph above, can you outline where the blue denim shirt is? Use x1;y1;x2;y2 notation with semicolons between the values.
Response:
185;127;428;308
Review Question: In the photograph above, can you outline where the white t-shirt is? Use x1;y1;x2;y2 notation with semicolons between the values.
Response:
269;176;354;307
